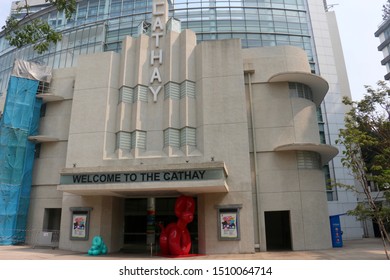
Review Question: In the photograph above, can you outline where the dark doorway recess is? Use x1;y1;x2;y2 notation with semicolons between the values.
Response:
265;211;292;251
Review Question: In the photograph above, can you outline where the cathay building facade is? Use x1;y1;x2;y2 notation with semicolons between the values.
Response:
0;0;364;254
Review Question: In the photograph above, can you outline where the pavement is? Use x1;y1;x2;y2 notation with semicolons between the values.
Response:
0;238;388;260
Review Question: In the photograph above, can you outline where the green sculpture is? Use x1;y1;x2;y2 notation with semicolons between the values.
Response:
88;236;107;256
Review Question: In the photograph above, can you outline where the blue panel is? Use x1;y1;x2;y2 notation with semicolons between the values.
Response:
0;76;41;245
329;215;343;248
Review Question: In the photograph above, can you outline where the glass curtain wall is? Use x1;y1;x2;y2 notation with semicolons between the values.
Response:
0;0;315;99
171;0;313;64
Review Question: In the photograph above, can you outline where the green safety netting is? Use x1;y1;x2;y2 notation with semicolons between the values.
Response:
0;76;42;245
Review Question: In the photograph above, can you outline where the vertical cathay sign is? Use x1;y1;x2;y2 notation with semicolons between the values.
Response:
149;0;167;102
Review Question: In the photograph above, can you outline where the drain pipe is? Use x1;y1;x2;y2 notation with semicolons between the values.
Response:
244;67;262;251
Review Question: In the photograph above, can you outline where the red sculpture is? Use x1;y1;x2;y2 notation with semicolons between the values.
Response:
159;195;195;256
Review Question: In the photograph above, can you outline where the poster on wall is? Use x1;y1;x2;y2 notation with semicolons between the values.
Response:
217;205;241;241
220;212;238;239
70;207;92;240
72;214;87;238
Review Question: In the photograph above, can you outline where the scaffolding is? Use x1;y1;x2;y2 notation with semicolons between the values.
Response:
0;60;51;245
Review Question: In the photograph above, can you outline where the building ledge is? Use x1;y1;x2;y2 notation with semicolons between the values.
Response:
381;54;390;66
274;143;338;165
375;18;390;37
377;36;390;51
36;93;64;103
28;135;59;143
58;161;229;197
268;71;329;106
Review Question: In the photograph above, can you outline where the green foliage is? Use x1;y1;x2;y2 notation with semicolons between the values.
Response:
347;203;376;221
337;81;390;189
384;0;390;21
337;81;390;247
4;18;62;54
1;0;76;54
46;0;77;20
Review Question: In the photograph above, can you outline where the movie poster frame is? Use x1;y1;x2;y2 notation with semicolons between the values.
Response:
70;207;92;240
216;204;242;241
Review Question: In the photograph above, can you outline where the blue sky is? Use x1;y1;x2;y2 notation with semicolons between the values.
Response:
0;0;387;101
331;0;387;100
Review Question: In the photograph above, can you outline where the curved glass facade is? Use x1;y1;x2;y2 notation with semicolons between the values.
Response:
172;0;312;53
0;0;316;96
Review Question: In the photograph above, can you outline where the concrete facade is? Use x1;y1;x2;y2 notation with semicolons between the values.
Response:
0;1;364;245
25;7;337;253
309;5;364;239
375;16;390;80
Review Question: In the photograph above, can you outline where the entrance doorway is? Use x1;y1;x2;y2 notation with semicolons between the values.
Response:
43;208;62;243
123;197;198;254
373;220;381;237
264;211;292;251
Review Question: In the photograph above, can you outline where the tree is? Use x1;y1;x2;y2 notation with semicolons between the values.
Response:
1;0;76;54
383;0;390;21
337;81;390;260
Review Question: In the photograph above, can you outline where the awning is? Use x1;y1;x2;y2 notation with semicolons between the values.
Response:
58;161;229;197
274;143;338;165
268;71;329;106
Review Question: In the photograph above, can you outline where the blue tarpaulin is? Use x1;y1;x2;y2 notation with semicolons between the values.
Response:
0;76;42;245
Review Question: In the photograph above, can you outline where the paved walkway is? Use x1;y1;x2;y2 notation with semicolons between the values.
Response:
0;238;388;260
